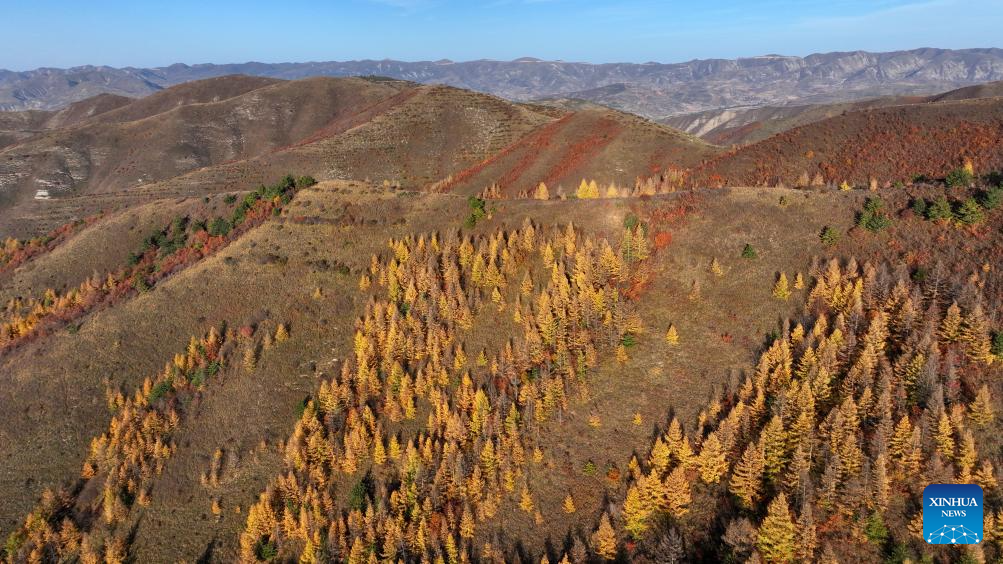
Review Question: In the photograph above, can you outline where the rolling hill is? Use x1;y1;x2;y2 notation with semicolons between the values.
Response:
689;96;1003;187
4;48;1003;118
0;75;717;238
2;61;1003;564
664;80;1003;146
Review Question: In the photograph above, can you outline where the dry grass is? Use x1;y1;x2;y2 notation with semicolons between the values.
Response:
2;179;998;561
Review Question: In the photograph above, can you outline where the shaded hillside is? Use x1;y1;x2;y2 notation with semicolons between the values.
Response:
930;80;1003;102
0;94;132;149
690;97;1003;187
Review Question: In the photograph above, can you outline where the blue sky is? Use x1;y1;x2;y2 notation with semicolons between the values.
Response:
3;0;1000;70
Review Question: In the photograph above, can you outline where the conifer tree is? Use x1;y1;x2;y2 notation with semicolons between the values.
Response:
563;494;576;514
941;302;963;342
730;442;765;509
710;257;724;277
970;385;994;428
773;273;791;301
460;504;475;539
662;466;691;518
520;485;535;513
795;502;817;562
592;513;617;560
243;345;257;371
616;344;629;363
275;323;289;342
534;182;550;200
697;433;728;484
975;460;998;492
761;415;789;480
935;412;956;460
961;304;994;364
756;493;796;563
624;484;651;539
665;325;679;345
873;453;890;511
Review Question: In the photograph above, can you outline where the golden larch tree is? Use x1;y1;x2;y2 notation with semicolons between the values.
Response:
697;432;728;484
756;493;796;563
773;273;791;301
592;512;617;560
665;325;679;345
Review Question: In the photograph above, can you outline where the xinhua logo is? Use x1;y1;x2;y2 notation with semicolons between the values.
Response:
923;483;984;545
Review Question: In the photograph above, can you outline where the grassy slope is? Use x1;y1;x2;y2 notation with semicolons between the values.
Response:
0;196;233;303
6;180;991;561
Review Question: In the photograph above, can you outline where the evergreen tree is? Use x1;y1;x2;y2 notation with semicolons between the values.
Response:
955;197;985;225
927;196;953;222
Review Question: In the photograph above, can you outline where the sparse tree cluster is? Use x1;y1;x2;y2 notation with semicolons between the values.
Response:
4;326;241;562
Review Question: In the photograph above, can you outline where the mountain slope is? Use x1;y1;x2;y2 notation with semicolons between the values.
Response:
665;80;1003;145
690;97;1003;186
3;48;1003;117
3;178;1001;563
441;107;716;196
0;76;409;204
0;77;719;238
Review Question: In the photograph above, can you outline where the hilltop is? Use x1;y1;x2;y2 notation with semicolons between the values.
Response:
0;76;714;238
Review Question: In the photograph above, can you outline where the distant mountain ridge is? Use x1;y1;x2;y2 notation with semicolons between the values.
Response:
3;48;1003;117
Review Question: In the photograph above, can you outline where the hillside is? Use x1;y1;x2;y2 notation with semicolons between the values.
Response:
1;175;1001;563
665;80;1003;146
662;96;925;146
436;107;716;197
3;49;1003;118
690;97;1003;187
0;76;719;239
